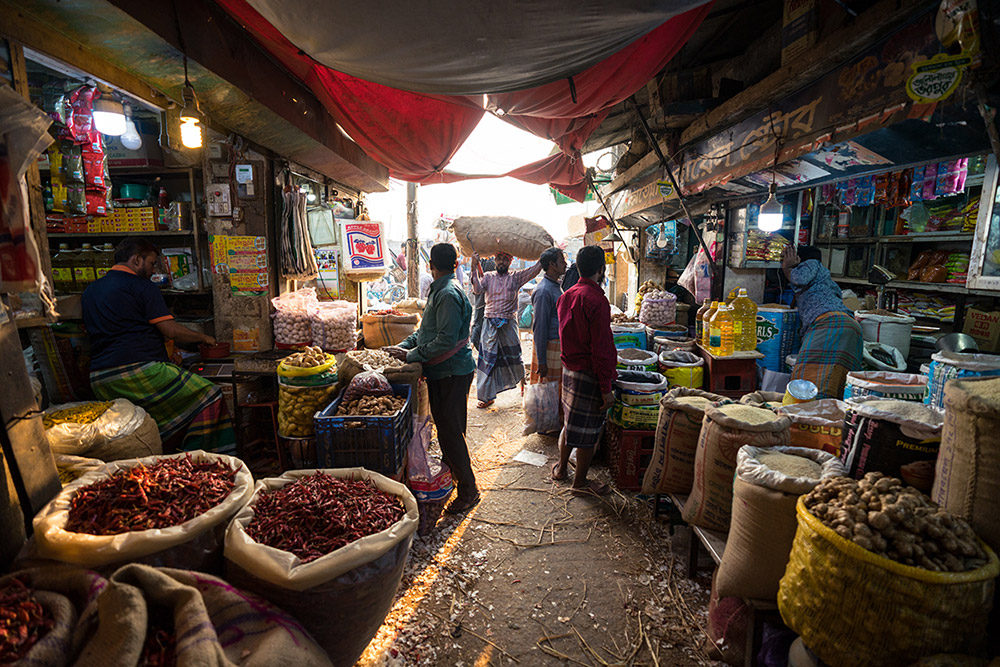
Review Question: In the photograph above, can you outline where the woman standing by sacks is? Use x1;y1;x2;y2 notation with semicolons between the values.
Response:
781;245;863;399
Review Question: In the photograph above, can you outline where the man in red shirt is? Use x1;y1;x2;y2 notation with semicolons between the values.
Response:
551;245;616;494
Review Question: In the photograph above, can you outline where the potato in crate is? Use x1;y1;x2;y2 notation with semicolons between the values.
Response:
314;383;412;475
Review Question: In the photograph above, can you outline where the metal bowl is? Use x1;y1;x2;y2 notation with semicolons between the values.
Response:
935;333;979;354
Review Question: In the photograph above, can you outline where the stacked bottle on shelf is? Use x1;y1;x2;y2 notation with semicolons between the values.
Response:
50;242;116;292
698;289;759;357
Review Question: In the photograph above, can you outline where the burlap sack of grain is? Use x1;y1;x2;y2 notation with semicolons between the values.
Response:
641;388;727;495
451;216;554;259
739;391;784;409
0;566;106;666
682;404;791;532
776;399;847;456
75;564;330;667
716;446;844;600
933;376;1000;555
361;312;418;348
44;399;162;461
841;397;943;491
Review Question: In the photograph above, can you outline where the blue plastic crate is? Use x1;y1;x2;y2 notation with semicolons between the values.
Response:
314;383;412;475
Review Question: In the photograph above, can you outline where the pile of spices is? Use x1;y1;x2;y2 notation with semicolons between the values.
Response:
0;578;54;663
66;455;237;535
138;607;176;667
246;474;405;562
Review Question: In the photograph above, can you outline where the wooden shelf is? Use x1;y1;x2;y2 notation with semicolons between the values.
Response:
832;276;871;286
819;233;973;244
49;230;195;238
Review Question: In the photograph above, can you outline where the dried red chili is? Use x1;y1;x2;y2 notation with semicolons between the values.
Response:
0;578;55;663
66;455;236;535
246;473;405;563
138;606;176;667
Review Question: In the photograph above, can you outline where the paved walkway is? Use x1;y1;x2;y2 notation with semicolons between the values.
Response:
359;385;719;666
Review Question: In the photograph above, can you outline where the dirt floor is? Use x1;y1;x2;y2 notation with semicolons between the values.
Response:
358;383;722;666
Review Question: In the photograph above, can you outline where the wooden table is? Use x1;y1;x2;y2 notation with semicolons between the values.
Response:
664;493;780;667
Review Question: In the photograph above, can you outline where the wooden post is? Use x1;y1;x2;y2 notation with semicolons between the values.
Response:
406;182;419;298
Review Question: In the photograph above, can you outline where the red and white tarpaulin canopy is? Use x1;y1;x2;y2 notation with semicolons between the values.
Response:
219;0;712;199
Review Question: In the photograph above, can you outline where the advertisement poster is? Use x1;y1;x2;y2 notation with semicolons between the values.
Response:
341;220;386;274
315;247;341;300
209;234;269;294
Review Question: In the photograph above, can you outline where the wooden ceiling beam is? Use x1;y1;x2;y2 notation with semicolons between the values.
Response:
605;0;930;194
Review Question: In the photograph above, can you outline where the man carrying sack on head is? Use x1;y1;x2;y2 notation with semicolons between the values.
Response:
82;238;236;453
470;250;542;408
386;243;479;514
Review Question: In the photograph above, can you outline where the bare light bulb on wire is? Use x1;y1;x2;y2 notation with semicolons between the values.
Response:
120;103;142;150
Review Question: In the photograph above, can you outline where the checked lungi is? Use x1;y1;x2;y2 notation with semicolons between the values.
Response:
790;311;863;399
476;317;525;403
90;361;236;453
560;368;607;449
530;339;562;384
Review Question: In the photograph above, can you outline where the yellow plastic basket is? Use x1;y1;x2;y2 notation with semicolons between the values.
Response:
778;497;999;667
277;355;336;378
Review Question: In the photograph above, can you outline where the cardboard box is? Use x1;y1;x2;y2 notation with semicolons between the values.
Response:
963;308;1000;352
103;132;164;168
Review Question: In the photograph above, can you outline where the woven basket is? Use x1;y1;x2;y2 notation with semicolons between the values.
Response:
778;498;999;667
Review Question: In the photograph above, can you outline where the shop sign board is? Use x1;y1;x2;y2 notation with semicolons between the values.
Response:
621;178;677;218
678;11;941;194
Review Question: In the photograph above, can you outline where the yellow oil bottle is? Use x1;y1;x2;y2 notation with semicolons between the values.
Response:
73;243;97;289
52;243;76;292
695;299;711;342
701;301;719;348
731;288;758;352
709;303;735;356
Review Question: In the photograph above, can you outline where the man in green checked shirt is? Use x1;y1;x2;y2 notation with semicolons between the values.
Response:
386;243;479;515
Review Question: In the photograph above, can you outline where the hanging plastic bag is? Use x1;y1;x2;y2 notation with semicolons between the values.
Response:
522;381;561;435
271;287;318;346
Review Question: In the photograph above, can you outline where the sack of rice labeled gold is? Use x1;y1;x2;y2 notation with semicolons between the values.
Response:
715;446;844;600
779;496;999;667
682;404;790;531
641;388;727;495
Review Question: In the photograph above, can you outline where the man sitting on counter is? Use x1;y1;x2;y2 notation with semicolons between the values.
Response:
81;237;236;453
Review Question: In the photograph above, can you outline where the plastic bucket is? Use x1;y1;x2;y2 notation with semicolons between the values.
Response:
855;311;915;360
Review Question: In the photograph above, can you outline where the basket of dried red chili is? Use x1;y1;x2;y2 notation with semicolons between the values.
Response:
33;451;254;571
224;468;417;665
0;577;55;663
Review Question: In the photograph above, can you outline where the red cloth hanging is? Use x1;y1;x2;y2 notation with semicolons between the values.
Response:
219;0;710;200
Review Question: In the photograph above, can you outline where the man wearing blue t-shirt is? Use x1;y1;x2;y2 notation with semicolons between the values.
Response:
82;238;235;452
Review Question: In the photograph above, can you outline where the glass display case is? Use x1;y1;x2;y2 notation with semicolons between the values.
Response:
968;154;1000;291
727;193;803;269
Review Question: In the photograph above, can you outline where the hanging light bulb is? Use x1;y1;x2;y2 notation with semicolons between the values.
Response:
92;87;126;136
178;56;203;149
757;182;783;232
120;103;143;150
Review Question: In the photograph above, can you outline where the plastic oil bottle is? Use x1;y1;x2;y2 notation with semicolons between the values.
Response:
51;243;76;292
695;299;711;342
73;243;97;290
709;303;735;356
94;243;115;280
731;288;758;352
726;288;738;305
701;301;719;348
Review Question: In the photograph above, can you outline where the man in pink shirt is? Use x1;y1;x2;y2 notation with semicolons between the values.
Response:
470;251;542;408
551;245;616;495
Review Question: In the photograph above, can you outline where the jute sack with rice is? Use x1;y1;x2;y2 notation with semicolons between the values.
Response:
641;388;727;495
739;391;784;410
682;404;791;531
715;446;844;600
933;376;1000;554
451;216;554;259
841;398;943;492
777;399;848;455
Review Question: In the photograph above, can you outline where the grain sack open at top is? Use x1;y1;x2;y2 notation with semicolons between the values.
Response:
452;216;554;260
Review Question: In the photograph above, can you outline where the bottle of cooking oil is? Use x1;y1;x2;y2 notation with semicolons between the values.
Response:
709;303;735;356
726;288;738;305
731;288;758;352
94;243;115;280
73;243;97;290
701;301;719;348
695;299;711;342
51;243;76;292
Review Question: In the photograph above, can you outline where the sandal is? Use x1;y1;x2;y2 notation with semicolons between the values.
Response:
477;400;495;409
551;462;568;481
444;493;481;515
